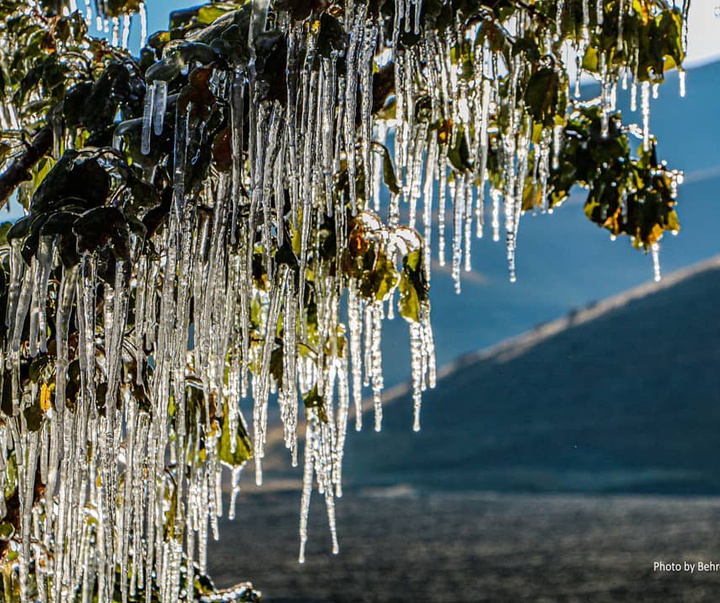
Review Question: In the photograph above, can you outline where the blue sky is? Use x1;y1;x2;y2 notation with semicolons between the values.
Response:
146;1;197;34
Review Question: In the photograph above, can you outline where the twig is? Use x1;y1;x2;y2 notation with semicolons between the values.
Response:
0;125;53;210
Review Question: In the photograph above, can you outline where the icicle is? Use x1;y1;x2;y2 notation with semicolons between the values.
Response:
84;0;93;27
11;259;34;353
28;236;54;356
111;17;119;46
121;14;131;49
422;137;436;281
437;157;447;265
298;411;315;564
599;55;609;138
141;81;155;155
333;354;350;497
249;0;271;51
556;0;565;33
679;69;686;98
367;303;385;432
641;81;651;151
462;181;473;274
681;0;690;60
574;51;583;99
173;103;191;219
348;284;364;432
451;175;465;292
535;127;551;214
153;80;168;136
139;2;147;47
413;0;422;34
475;78;491;238
6;240;23;332
552;122;563;172
491;187;501;242
253;265;289;486
359;24;377;208
392;0;404;50
342;9;367;215
409;322;423;431
651;243;662;282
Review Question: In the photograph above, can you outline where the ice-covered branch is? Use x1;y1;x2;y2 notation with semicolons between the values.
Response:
0;126;53;210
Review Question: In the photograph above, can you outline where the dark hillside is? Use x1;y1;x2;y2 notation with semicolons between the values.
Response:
341;256;720;494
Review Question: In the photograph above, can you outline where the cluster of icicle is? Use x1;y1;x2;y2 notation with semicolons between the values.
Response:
0;0;690;601
65;0;149;49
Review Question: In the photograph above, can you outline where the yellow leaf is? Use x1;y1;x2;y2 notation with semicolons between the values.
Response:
39;383;53;412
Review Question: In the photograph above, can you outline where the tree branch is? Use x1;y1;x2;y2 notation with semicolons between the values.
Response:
0;125;53;210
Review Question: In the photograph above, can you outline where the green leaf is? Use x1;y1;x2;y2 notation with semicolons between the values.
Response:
524;67;560;126
398;272;420;322
29;354;54;384
254;31;288;103
657;8;685;71
0;222;13;246
4;453;16;501
317;13;346;59
31;151;110;214
582;47;599;73
269;345;284;388
398;249;428;323
105;0;144;18
372;142;402;195
73;206;130;261
163;479;178;539
23;401;44;432
0;522;15;540
359;250;399;301
302;384;328;423
197;3;241;25
447;129;472;171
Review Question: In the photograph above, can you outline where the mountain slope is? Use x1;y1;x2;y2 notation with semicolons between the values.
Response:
340;256;720;495
379;59;720;387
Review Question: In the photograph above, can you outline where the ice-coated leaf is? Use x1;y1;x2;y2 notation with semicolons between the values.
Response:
302;384;328;423
359;250;399;302
524;67;560;126
376;143;402;195
73;206;130;260
31;152;111;213
398;249;427;323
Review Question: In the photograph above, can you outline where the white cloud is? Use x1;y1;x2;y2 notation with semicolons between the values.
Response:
687;0;720;65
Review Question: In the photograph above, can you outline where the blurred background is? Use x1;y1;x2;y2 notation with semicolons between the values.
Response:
72;3;720;600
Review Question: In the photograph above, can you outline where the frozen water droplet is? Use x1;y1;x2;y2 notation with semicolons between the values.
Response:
652;243;662;282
